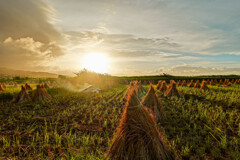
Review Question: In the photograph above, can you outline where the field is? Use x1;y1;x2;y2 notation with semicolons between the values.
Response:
0;81;240;159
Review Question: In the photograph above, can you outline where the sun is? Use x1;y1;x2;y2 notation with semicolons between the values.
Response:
83;53;109;74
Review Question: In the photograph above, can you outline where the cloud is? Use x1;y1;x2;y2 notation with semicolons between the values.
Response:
4;37;44;55
65;31;182;58
66;31;180;49
0;0;63;70
52;0;240;55
2;0;240;76
3;37;62;57
160;65;240;76
116;64;240;76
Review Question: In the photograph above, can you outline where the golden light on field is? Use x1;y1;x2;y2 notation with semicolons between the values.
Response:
83;53;109;74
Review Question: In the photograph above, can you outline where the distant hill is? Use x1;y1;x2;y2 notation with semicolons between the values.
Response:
0;67;59;78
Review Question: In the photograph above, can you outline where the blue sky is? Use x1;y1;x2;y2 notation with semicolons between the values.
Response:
1;0;240;75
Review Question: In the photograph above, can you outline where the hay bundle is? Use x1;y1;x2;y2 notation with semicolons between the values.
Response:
210;80;215;86
2;83;7;89
44;82;50;88
216;84;220;87
200;81;209;90
193;80;201;88
25;83;33;90
32;85;51;101
11;85;31;103
135;81;145;95
236;79;240;84
52;81;58;88
159;81;167;92
156;80;162;90
143;81;148;85
13;82;18;88
106;89;176;160
219;79;223;84
181;80;187;86
124;82;136;100
176;80;180;86
167;80;175;91
0;83;6;91
165;82;180;97
188;80;194;87
170;80;175;84
141;85;163;121
234;79;238;84
222;82;232;87
206;79;210;84
223;79;229;85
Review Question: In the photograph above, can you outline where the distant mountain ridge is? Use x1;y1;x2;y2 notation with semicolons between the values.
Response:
0;67;59;78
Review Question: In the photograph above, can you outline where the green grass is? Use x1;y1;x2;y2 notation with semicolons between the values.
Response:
156;84;240;159
0;83;239;159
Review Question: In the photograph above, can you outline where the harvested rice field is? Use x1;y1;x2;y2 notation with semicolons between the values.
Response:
0;79;239;159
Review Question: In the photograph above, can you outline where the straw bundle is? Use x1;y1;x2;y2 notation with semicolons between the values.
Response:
170;80;175;84
200;81;209;90
44;82;50;88
52;81;58;88
176;80;180;86
25;83;33;90
143;81;148;85
159;81;167;92
124;82;136;100
141;85;163;121
188;80;194;87
11;85;31;103
234;79;238;84
225;82;232;87
106;89;176;160
13;82;18;88
2;83;7;89
32;85;51;101
181;80;187;87
206;79;210;84
135;81;146;96
223;79;229;85
0;83;6;91
193;80;201;88
219;79;223;84
210;80;215;86
156;80;162;90
165;82;180;97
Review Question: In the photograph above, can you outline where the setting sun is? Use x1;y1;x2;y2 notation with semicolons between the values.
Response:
83;53;109;74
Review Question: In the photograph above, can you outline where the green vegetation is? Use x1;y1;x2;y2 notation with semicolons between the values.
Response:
116;74;240;83
0;81;239;159
156;84;240;159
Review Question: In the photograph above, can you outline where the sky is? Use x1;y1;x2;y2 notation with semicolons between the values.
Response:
1;0;240;76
